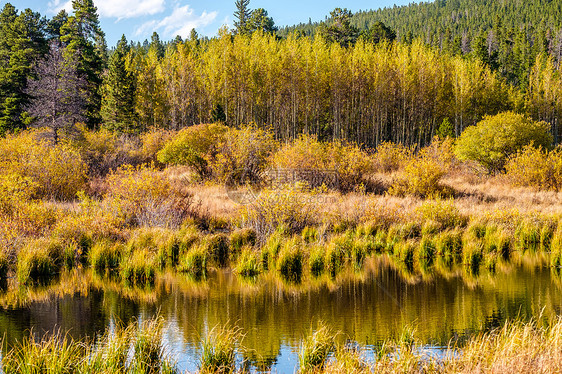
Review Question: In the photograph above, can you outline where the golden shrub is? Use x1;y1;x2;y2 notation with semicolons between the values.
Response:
272;135;373;192
373;141;413;173
0;130;87;200
505;145;562;191
213;125;278;185
388;149;448;198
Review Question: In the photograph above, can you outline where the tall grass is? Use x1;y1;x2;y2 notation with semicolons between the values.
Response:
298;324;336;373
200;325;241;374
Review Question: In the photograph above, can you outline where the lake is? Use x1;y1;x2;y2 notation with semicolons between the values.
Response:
0;255;560;372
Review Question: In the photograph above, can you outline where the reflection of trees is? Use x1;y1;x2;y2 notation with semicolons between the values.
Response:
0;260;560;368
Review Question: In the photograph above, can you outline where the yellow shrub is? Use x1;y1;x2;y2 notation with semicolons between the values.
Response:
272;135;373;192
373;141;413;173
0;130;87;200
105;164;193;228
138;129;176;165
213;125;278;185
389;149;448;198
506;145;562;191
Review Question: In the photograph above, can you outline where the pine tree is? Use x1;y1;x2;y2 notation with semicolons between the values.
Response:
0;4;46;134
26;41;86;144
60;0;106;127
47;10;68;40
234;0;251;35
247;8;277;34
101;35;136;132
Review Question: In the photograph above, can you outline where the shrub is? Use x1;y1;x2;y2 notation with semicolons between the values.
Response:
272;135;373;192
0;130;87;200
414;199;467;230
455;111;552;173
105;164;193;228
157;123;229;180
241;185;318;239
75;125;141;177
373;141;413;173
138;128;176;165
388;149;449;198
213;125;278;185
506;145;562;191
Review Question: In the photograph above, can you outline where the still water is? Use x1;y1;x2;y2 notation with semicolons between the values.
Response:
0;256;561;372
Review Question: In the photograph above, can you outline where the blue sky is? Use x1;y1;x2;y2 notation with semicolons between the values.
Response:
7;0;417;46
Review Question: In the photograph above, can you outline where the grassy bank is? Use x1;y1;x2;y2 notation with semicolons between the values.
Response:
2;316;562;373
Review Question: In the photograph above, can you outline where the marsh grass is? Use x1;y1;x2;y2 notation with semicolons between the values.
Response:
16;238;63;285
298;324;336;373
178;243;208;279
200;325;242;374
309;246;326;277
89;240;122;273
3;316;178;374
120;249;157;285
234;247;261;278
277;237;304;282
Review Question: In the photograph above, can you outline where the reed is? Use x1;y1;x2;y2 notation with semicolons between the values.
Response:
17;238;63;285
200;325;241;374
298;324;336;373
178;243;208;279
89;240;122;273
234;247;261;278
277;237;304;282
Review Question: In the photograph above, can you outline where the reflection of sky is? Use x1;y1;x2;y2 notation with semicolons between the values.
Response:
0;258;561;372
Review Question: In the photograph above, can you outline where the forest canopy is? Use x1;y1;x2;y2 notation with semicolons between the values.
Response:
2;0;562;148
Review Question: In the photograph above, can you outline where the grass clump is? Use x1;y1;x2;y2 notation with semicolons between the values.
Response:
200;325;241;374
17;238;63;285
277;238;304;282
234;247;261;278
2;332;83;374
515;219;541;252
120;249;157;285
89;240;122;273
298;324;336;373
309;246;326;277
178;244;208;279
205;234;230;268
230;228;257;254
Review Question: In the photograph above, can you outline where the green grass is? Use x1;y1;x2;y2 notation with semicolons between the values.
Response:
309;246;326;277
120;249;157;285
277;238;304;282
89;240;122;273
178;244;208;279
16;238;63;285
298;324;335;373
234;247;261;278
200;325;241;374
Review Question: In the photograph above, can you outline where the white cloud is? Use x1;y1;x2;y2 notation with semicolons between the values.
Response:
135;5;217;39
48;0;166;19
47;0;73;14
96;0;166;19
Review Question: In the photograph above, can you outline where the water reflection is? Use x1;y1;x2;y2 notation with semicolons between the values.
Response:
0;256;561;372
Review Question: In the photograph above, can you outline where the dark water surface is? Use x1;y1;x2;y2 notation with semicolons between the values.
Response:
0;256;561;372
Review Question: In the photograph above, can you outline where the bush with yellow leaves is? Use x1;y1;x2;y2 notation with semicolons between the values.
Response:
240;185;319;239
373;141;413;173
272;135;373;192
105;164;194;228
389;148;449;198
0;130;87;200
157;123;229;180
506;145;562;191
213;125;278;185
